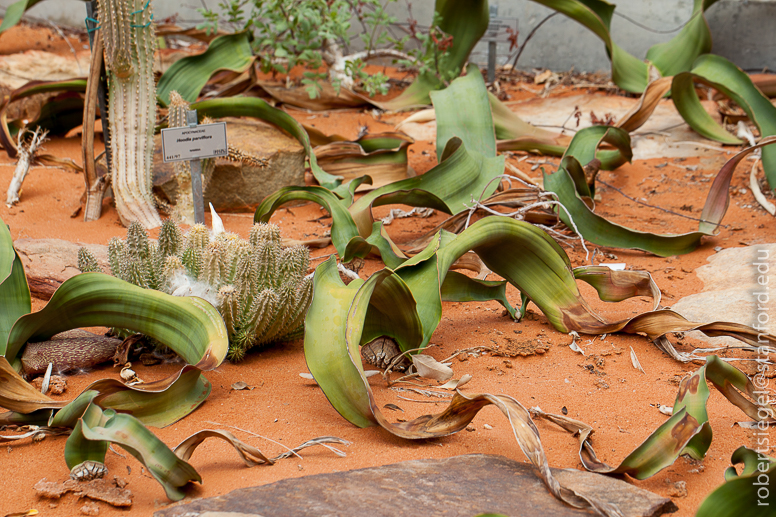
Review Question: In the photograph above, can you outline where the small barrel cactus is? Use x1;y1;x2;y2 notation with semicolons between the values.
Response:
79;220;313;361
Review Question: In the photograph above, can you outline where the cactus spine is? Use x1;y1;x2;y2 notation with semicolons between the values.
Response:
99;0;161;229
79;220;313;361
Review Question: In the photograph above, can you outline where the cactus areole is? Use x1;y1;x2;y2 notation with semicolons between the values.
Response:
99;0;162;228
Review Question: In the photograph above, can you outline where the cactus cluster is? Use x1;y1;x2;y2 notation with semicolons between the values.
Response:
78;220;313;361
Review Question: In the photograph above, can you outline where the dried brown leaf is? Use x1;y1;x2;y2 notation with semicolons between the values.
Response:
412;354;454;382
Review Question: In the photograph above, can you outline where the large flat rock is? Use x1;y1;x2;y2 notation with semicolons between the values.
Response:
400;94;729;161
155;454;676;517
153;117;305;213
671;244;775;346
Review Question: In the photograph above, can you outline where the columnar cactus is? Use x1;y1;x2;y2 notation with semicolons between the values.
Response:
78;220;313;361
99;0;162;229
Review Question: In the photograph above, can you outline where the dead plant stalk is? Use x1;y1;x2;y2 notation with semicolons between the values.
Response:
5;127;47;207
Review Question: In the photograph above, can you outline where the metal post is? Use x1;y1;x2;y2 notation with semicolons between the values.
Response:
85;1;112;174
186;110;205;225
487;41;497;83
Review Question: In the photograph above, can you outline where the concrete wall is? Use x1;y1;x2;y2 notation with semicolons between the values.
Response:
2;0;774;72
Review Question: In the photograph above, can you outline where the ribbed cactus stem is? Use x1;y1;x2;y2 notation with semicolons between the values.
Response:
107;237;125;276
99;0;161;229
80;220;313;361
203;241;227;286
158;219;182;258
168;91;196;225
162;255;184;288
218;285;239;337
77;248;103;273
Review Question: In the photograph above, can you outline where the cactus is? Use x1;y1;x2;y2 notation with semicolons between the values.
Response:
99;0;162;229
79;220;313;361
167;91;196;225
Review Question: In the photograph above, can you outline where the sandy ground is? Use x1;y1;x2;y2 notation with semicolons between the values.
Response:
0;22;774;517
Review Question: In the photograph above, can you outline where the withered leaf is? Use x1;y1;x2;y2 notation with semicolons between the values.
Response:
412;354;454;382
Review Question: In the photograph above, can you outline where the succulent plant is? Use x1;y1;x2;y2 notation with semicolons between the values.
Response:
79;220;312;361
99;0;162;229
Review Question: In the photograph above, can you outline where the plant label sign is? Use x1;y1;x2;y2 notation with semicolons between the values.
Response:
161;122;228;163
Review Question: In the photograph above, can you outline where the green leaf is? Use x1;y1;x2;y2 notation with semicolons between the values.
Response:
527;0;720;92
0;220;30;351
63;398;109;468
74;405;201;501
256;71;505;262
430;66;496;158
157;31;255;106
377;0;489;109
441;271;517;319
0;0;46;34
4;273;228;367
698;460;776;517
543;128;776;256
534;355;775;479
255;185;362;259
672;54;776;189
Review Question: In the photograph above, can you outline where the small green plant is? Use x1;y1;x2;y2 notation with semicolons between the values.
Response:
79;220;313;361
196;0;457;97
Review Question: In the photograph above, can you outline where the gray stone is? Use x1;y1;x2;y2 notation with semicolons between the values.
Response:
400;94;726;162
153;117;306;213
155;454;676;517
671;244;776;347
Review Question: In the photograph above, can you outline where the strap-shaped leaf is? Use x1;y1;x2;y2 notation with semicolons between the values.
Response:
74;405;201;501
672;54;776;189
157;31;255;105
544;127;776;256
0;221;30;353
5;273;227;366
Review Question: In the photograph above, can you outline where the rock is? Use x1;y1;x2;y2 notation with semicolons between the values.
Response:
30;375;67;394
153;117;305;212
154;454;676;517
14;238;109;289
671;244;776;346
400;94;726;161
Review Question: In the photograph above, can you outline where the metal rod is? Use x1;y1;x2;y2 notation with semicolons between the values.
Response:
487;41;497;83
186;110;205;225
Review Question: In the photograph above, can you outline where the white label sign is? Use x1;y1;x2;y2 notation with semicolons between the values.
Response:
161;122;228;162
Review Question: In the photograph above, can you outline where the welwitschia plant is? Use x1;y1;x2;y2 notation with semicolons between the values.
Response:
99;0;162;228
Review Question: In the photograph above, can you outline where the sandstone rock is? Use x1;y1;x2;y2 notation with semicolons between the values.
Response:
14;238;109;283
153;117;305;213
671;244;776;346
155;454;676;517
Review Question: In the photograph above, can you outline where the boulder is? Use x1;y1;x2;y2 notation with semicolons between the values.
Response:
153;117;305;212
155;454;676;517
671;244;776;346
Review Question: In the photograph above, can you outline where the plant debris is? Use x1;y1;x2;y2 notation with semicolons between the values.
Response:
29;375;66;395
492;337;550;357
33;477;132;507
231;381;254;391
